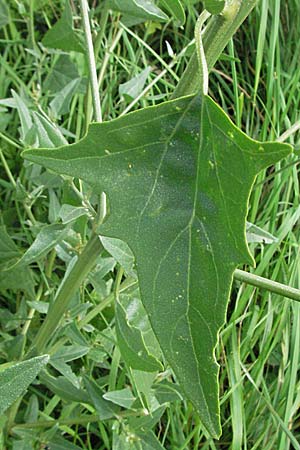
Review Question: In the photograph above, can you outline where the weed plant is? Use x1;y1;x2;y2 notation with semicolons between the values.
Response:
0;1;299;449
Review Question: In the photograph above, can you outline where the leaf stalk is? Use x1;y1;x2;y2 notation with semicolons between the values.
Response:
80;0;102;122
28;234;103;355
172;0;257;98
234;269;300;303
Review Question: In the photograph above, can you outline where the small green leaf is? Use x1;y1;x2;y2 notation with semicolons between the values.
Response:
132;370;156;407
84;376;119;419
59;204;88;224
204;0;225;15
24;394;39;423
7;224;70;270
116;297;163;372
26;301;49;314
101;236;136;277
0;355;49;414
103;387;136;409
0;266;36;298
119;67;151;102
108;0;168;22
42;1;84;53
39;371;89;403
159;0;186;25
23;94;292;437
50;78;81;117
48;435;83;450
113;432;132;450
152;380;183;404
135;431;166;450
49;360;79;388
31;112;67;148
44;55;81;93
128;405;165;431
0;226;21;265
246;221;277;244
51;345;90;363
11;91;32;143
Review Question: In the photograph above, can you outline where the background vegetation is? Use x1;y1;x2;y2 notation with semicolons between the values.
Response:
0;0;299;448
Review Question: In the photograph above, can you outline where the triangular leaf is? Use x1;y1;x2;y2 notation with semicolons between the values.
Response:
42;1;84;53
23;94;291;437
103;387;136;409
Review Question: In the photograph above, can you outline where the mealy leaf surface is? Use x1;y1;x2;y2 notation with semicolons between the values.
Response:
23;94;291;437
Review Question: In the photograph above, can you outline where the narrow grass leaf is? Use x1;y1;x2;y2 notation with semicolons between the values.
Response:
0;0;9;28
159;0;186;25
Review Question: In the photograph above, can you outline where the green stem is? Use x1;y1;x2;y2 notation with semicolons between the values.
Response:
172;0;257;99
28;234;103;355
80;0;102;122
0;148;16;187
78;277;137;328
234;269;300;302
12;409;146;430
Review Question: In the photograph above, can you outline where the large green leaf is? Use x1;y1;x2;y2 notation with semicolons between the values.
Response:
23;94;291;437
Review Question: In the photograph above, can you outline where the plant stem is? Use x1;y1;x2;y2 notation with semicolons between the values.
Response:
12;408;146;430
172;0;258;99
234;269;300;302
0;148;16;187
28;234;103;355
78;277;137;328
80;0;102;122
